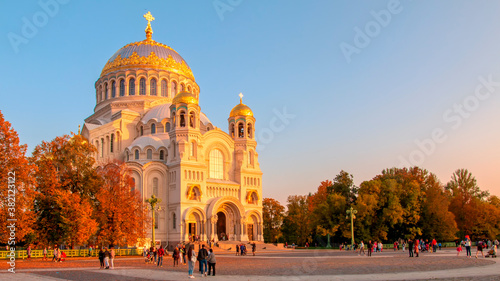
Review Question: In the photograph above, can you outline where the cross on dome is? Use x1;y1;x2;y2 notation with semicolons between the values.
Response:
144;11;155;25
143;11;155;40
239;92;243;103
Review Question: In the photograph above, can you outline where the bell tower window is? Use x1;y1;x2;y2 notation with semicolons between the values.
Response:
238;123;244;138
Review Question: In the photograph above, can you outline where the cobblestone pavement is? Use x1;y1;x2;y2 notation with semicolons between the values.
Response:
1;248;499;280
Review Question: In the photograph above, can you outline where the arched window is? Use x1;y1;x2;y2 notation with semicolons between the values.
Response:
134;149;139;160
140;126;143;136
159;150;165;160
119;79;125;96
101;138;104;157
180;111;186;127
153;177;158;196
126;151;130;161
190;142;195;157
110;134;114;153
209;149;223;179
161;79;167;97
129;78;135;95
230;123;235;138
151;123;156;134
150;78;157;96
171;81;177;95
165;122;170;132
147;149;152;159
189;112;195;128
238;123;244;138
247;123;253;138
180;83;185;92
139;78;146;95
104;83;108;99
111;81;116;98
131;178;135;192
187;85;191;93
173;213;176;229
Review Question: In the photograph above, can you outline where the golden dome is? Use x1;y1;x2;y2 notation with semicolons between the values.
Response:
230;98;253;118
100;12;194;80
173;91;198;105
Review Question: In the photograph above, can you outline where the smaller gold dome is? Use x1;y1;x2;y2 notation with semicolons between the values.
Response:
172;91;198;105
230;101;253;118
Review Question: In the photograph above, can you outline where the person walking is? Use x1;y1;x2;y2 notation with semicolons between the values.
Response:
26;245;32;260
359;241;365;256
43;247;48;261
110;246;115;269
252;243;256;256
103;248;111;269
173;246;180;267
367;240;373;257
187;246;196;279
207;248;216;276
182;245;187;265
475;240;484;258
465;235;472;258
157;245;164;267
236;244;240;256
408;239;414;257
415;239;419;257
197;244;209;276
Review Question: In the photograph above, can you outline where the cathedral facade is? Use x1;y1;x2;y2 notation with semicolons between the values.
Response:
82;13;263;247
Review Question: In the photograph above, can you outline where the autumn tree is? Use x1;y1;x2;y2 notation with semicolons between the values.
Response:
420;174;457;241
94;162;149;246
262;198;285;243
0;111;36;243
31;134;100;246
446;169;491;239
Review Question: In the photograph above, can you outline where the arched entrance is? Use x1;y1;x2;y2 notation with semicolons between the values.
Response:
216;212;226;240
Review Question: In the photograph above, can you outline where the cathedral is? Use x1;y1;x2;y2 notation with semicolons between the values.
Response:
82;12;263;247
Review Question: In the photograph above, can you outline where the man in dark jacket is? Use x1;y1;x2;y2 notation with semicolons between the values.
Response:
408;239;414;257
197;245;209;276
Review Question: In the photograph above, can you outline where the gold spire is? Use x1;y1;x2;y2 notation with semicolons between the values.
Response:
78;124;81;135
143;11;155;41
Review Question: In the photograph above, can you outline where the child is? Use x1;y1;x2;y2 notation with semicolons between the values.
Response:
457;245;463;256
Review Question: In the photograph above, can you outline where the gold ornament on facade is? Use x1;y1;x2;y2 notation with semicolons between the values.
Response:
100;51;195;80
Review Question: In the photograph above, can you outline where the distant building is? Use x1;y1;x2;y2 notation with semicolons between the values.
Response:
82;12;263;246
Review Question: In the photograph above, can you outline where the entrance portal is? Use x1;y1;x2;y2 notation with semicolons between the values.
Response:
247;224;254;241
217;212;226;240
188;223;197;240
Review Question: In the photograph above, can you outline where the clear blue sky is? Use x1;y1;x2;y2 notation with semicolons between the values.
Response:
2;0;500;204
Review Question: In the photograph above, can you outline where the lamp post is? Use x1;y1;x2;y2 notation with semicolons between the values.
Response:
146;195;162;248
346;206;357;250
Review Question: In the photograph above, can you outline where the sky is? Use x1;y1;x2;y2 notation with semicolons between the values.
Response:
2;0;500;204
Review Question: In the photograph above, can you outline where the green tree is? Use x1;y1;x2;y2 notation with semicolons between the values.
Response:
262;198;285;243
281;195;311;245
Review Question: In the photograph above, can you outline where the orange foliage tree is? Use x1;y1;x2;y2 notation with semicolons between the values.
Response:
31;134;100;246
0;111;36;243
94;162;149;246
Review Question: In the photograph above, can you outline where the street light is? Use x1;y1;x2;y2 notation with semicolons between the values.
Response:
346;206;357;250
146;195;162;248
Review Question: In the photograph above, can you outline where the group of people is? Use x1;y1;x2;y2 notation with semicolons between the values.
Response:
142;243;217;278
457;236;499;258
98;247;115;269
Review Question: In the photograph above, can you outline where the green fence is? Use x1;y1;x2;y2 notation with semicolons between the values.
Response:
0;248;143;260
